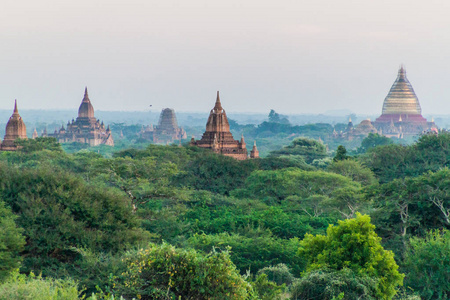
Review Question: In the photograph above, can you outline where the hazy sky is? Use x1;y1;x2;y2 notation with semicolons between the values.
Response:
1;0;450;115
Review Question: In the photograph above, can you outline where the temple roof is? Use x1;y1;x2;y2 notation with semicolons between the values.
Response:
78;87;95;119
381;66;422;115
205;91;230;133
3;100;27;143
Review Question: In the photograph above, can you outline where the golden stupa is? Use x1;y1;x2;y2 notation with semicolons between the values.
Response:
381;66;422;116
373;66;434;136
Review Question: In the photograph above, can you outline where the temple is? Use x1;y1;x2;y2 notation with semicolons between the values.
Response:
191;91;258;160
49;88;114;146
373;66;436;137
1;100;27;151
140;108;186;143
335;66;437;140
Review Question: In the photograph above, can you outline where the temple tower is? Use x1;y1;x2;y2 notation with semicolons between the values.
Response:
153;108;187;143
374;66;435;136
250;141;259;158
78;87;95;121
32;128;38;139
1;100;27;151
191;91;248;160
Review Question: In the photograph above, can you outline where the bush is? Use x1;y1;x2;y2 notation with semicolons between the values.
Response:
117;243;253;299
289;268;378;300
0;272;81;300
256;263;295;286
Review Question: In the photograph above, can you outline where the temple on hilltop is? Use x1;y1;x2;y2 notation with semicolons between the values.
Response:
190;91;259;160
1;100;27;151
140;108;186;143
48;88;114;146
373;66;436;137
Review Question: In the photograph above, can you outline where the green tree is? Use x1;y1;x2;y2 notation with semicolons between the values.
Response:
269;138;327;164
298;213;404;299
0;201;25;282
333;145;348;162
404;230;450;299
358;133;393;153
15;137;63;153
117;243;253;300
328;160;377;186
0;163;150;277
186;230;305;275
232;168;360;202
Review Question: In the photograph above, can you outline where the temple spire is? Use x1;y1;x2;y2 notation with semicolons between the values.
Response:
214;91;223;111
83;87;90;102
250;140;259;158
398;65;406;80
14;99;18;114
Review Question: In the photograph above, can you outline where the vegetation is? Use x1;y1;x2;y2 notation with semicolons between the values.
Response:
2;132;450;299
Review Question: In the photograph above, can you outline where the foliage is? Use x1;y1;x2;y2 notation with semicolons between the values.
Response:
15;137;63;153
186;230;305;275
175;152;257;195
269;137;327;164
0;201;25;282
268;109;290;124
289;268;378;300
362;132;450;183
0;272;81;300
251;273;285;300
117;243;253;300
358;133;393;153
328;159;377;186
403;230;450;300
299;213;404;299
0;163;150;277
233;168;360;202
333;145;348;162
256;263;295;286
369;169;450;254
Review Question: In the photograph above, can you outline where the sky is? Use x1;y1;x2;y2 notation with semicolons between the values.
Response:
1;0;450;115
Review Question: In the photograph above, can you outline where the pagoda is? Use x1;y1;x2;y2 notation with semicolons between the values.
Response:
49;87;114;146
140;108;187;143
373;66;435;136
191;91;249;160
1;100;27;151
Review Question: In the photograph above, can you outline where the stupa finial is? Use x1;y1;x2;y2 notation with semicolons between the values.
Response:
83;86;90;101
14;99;18;113
214;91;223;111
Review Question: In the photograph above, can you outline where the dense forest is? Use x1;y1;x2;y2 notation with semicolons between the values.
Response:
1;132;450;299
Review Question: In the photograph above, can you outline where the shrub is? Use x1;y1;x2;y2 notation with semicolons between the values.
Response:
0;272;81;300
256;263;295;286
290;268;378;300
117;243;253;300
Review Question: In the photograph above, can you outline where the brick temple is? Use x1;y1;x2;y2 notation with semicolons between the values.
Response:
48;88;114;146
141;108;186;143
0;100;28;151
191;91;258;160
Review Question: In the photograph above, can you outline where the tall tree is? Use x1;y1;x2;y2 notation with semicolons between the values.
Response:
299;213;404;299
